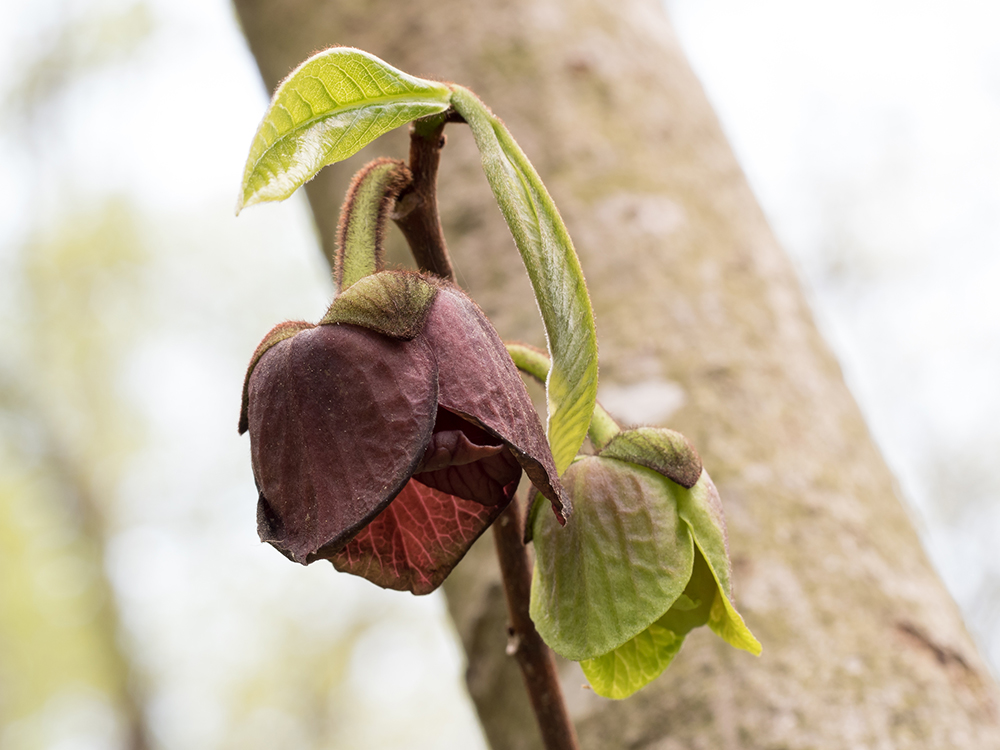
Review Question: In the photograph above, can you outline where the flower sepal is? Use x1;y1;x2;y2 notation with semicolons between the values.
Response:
320;271;439;339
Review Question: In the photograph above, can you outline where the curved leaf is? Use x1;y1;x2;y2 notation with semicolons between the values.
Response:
580;549;717;699
237;47;451;212
452;87;598;474
675;471;732;596
708;585;762;655
580;619;685;700
505;342;619;453
677;472;761;655
529;456;694;661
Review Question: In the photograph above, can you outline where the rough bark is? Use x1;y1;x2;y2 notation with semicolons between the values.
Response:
232;0;1000;747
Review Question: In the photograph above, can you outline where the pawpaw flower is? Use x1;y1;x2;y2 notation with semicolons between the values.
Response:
529;427;760;699
239;271;567;595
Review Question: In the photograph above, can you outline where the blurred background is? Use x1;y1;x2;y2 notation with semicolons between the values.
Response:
0;0;997;748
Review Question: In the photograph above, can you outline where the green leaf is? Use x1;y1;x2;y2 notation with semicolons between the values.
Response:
580;550;717;699
675;471;732;597
237;47;451;212
580;619;685;700
676;472;762;655
529;456;694;661
708;586;762;655
582;551;716;698
452;87;598;474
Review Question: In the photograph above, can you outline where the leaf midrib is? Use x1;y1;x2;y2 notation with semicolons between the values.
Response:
250;91;449;172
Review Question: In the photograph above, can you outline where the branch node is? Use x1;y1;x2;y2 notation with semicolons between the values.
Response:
392;117;455;281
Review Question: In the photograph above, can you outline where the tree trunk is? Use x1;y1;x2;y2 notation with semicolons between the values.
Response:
232;0;1000;746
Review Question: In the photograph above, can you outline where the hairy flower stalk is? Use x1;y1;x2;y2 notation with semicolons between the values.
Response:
239;271;567;595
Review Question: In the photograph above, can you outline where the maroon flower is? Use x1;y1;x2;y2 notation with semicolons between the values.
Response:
239;272;567;594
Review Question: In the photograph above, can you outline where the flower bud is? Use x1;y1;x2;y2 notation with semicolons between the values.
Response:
241;271;567;594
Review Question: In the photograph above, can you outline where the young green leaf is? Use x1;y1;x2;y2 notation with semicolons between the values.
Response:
580;549;717;699
529;457;695;661
675;473;732;596
580;620;685;700
708;585;762;655
452;87;598;474
505;342;620;455
530;448;760;697
237;48;451;212
677;474;762;655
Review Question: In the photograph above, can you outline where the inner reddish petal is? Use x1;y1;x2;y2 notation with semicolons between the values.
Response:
412;407;521;505
416;429;504;473
413;451;520;505
329;478;511;595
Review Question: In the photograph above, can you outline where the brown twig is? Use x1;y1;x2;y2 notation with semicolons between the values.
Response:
493;497;580;750
392;114;456;281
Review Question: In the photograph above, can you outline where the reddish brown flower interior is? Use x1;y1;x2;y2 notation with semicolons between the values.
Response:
412;407;522;506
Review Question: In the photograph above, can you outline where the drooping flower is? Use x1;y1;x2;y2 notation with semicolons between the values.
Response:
239;271;567;595
529;427;760;699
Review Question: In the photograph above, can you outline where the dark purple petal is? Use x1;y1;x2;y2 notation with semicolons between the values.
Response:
248;324;437;563
329;478;513;595
423;286;568;519
239;320;315;435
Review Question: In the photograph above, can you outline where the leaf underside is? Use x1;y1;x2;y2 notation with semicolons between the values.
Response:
676;471;733;598
451;87;598;475
582;543;761;699
237;47;451;212
531;460;761;698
